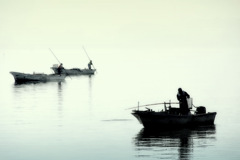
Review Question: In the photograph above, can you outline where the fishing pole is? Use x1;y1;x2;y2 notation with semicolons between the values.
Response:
82;46;97;71
126;102;179;110
49;48;61;64
49;48;72;79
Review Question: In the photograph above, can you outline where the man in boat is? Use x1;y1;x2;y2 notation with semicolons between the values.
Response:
177;88;190;115
57;63;64;75
88;60;93;70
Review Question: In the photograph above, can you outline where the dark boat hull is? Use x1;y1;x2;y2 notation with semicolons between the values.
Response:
51;67;96;75
132;111;217;128
10;72;66;83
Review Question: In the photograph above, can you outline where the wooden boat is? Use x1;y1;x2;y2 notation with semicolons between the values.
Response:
10;71;66;83
132;101;217;129
51;64;96;75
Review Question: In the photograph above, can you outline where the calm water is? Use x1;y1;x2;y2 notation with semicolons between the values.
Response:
0;52;240;160
1;0;240;159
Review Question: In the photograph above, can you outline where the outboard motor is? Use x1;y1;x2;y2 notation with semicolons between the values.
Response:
195;106;206;114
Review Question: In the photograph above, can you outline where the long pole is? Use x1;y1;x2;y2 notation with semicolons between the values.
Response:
49;48;61;64
126;102;179;110
49;48;72;79
82;46;97;71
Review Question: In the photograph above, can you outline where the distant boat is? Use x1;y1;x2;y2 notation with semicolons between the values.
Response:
132;101;217;129
10;71;66;83
51;64;96;75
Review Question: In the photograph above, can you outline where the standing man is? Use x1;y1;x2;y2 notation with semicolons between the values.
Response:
57;63;64;75
88;60;93;70
177;88;190;115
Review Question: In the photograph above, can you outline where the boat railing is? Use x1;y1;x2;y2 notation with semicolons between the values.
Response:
127;101;179;111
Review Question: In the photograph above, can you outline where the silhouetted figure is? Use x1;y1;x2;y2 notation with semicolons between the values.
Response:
177;88;190;115
57;63;64;75
88;60;93;70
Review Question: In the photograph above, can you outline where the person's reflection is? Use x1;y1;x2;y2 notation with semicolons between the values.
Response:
57;82;63;127
179;134;191;160
88;75;93;107
134;126;216;160
58;82;63;105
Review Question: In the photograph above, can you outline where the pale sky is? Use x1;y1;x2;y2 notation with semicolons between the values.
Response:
0;0;239;51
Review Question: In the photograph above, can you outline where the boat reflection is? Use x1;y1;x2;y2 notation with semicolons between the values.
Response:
133;125;216;160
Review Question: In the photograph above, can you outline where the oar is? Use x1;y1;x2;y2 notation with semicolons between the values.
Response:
49;48;72;79
82;46;97;72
